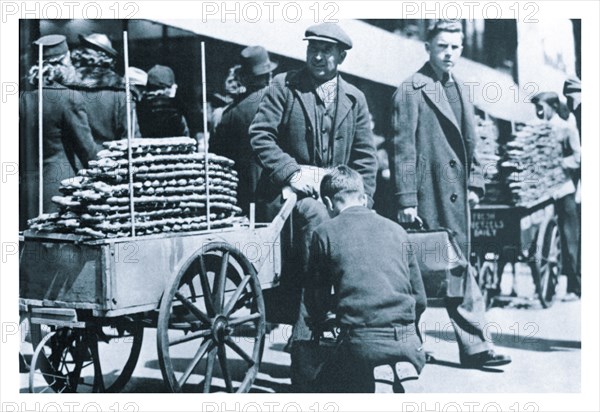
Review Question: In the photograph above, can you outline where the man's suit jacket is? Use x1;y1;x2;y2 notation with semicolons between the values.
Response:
390;62;485;290
249;68;377;211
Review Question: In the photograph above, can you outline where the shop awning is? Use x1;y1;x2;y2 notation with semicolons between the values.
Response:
152;18;535;122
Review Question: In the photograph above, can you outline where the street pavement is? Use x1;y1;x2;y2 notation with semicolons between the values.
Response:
20;271;580;393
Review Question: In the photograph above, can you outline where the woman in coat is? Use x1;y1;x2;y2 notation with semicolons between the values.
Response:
20;35;97;229
71;33;140;151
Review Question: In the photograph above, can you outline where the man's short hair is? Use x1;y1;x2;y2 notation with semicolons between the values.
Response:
426;19;464;41
320;165;365;202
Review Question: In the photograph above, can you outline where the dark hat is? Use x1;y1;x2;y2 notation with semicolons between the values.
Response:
304;23;352;50
240;46;278;77
563;76;581;111
531;91;560;105
79;33;118;57
147;65;175;88
33;34;69;59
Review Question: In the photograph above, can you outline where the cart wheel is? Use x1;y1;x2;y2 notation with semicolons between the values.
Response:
478;261;496;310
533;219;561;308
29;328;101;393
157;242;266;393
29;318;143;393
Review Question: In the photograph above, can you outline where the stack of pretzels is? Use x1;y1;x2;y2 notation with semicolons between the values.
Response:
500;122;569;206
27;137;245;238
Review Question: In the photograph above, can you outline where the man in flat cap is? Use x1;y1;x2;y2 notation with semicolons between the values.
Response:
137;64;191;138
248;23;377;390
20;34;97;229
390;20;511;369
530;91;581;301
71;32;140;151
212;46;278;214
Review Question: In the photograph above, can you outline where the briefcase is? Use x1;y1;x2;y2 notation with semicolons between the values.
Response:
402;220;468;298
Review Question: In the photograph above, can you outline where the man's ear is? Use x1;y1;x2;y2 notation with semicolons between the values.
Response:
338;50;347;65
424;42;431;54
359;193;367;207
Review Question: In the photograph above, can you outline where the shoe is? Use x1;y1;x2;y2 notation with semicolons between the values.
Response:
425;352;437;363
562;292;580;302
461;350;512;368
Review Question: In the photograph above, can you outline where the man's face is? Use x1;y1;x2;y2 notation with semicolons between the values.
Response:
306;41;346;82
426;31;463;74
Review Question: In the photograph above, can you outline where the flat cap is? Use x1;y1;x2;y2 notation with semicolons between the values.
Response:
147;65;175;88
304;23;352;50
33;34;69;59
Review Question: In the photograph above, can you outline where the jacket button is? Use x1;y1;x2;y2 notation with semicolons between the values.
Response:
450;193;458;202
449;160;457;167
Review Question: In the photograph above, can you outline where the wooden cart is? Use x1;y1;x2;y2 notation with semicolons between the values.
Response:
470;194;562;309
20;191;297;393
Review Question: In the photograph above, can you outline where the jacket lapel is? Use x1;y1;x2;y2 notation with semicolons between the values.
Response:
415;64;461;135
288;70;317;161
334;76;353;134
289;69;317;136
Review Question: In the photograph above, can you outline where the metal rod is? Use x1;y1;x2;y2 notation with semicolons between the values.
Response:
38;43;44;215
201;41;211;230
249;203;255;230
124;31;136;237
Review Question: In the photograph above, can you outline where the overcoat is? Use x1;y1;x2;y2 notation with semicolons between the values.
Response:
212;88;266;213
390;63;485;291
19;85;97;229
249;68;377;212
73;69;140;152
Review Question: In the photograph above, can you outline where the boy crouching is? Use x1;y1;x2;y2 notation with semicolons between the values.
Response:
305;165;427;392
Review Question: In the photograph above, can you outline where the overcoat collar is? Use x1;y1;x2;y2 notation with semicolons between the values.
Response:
412;62;465;135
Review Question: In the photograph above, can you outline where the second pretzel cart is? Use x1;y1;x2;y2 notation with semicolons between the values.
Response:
470;194;563;309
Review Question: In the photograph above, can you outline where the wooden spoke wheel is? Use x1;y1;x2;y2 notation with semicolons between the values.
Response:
29;318;143;393
29;328;100;393
157;242;266;393
533;218;562;308
476;253;500;310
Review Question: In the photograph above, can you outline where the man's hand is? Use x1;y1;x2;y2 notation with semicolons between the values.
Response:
468;191;480;208
289;168;319;198
397;207;418;223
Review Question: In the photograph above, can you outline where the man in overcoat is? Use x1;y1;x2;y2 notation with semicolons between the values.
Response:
390;20;511;368
212;45;278;214
249;23;378;387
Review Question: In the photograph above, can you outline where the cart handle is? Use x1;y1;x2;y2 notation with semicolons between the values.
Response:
267;187;297;235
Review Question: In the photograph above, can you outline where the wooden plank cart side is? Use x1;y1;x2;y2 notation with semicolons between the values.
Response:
21;191;297;393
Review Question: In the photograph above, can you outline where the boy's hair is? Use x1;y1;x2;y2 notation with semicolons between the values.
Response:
320;165;365;203
426;19;464;42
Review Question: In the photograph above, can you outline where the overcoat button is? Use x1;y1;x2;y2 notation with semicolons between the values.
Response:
450;193;458;202
449;160;457;167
